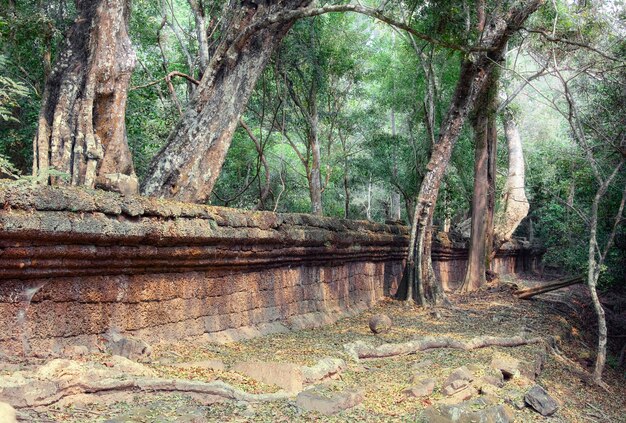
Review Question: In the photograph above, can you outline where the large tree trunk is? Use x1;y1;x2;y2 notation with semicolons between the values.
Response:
403;0;544;306
460;100;490;292
461;78;498;293
33;0;138;194
492;110;530;251
141;0;311;203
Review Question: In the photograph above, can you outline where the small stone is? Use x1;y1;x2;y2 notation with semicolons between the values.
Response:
403;378;436;397
369;314;392;334
443;379;470;396
0;402;16;423
301;357;346;384
437;386;478;405
296;389;363;415
525;385;558;416
442;366;474;395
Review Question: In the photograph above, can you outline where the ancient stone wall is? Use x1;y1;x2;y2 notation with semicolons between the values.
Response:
0;185;406;355
0;185;539;356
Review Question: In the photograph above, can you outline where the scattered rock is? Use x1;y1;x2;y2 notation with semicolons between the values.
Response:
443;379;470;396
403;378;436;398
171;360;225;372
525;385;558;416
232;361;302;393
104;332;152;360
442;366;474;396
0;402;16;423
424;396;514;422
369;314;392;334
301;357;346;384
490;353;521;380
296;389;363;415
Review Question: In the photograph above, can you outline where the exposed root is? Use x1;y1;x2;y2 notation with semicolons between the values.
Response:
5;377;291;409
344;335;545;360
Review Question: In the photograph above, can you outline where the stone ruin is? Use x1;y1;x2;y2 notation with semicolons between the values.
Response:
0;184;540;356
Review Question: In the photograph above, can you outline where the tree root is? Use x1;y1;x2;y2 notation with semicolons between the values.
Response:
344;335;545;360
6;377;291;409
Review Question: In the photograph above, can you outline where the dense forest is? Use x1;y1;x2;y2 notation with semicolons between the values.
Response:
1;0;624;388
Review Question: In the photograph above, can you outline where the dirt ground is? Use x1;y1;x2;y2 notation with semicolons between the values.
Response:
10;276;626;422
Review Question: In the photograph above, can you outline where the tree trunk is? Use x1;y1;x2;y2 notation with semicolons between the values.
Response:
492;110;530;252
33;0;138;194
187;0;210;77
461;80;498;293
460;100;490;292
403;0;544;306
390;109;401;220
141;0;311;203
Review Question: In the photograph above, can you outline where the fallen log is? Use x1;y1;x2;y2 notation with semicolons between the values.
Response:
514;275;584;299
343;335;544;360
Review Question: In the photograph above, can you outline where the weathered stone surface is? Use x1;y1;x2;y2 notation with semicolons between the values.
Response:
525;385;558;416
0;401;16;423
63;345;90;359
424;397;514;422
232;362;302;393
490;354;522;379
403;378;436;397
104;333;152;360
296;389;363;415
369;314;392;334
301;358;346;384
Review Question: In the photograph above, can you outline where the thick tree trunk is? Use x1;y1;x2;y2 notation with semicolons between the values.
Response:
461;79;498;292
460;104;490;292
308;78;323;215
403;0;544;306
141;0;311;203
33;0;138;194
390;109;401;220
492;111;530;252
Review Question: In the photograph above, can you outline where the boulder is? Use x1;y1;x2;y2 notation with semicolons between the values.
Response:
296;389;363;415
0;402;16;423
232;361;302;393
369;314;392;334
104;332;152;360
424;396;514;423
525;385;558;416
403;378;436;397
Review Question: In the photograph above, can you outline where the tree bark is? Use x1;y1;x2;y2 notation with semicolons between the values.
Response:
403;0;544;306
187;0;210;77
33;0;138;194
141;0;312;203
460;98;490;292
492;110;530;253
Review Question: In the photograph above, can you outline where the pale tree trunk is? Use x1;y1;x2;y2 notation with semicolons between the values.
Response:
390;109;402;220
492;110;530;252
33;0;138;194
187;0;210;77
141;0;311;203
308;70;323;215
404;0;544;306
